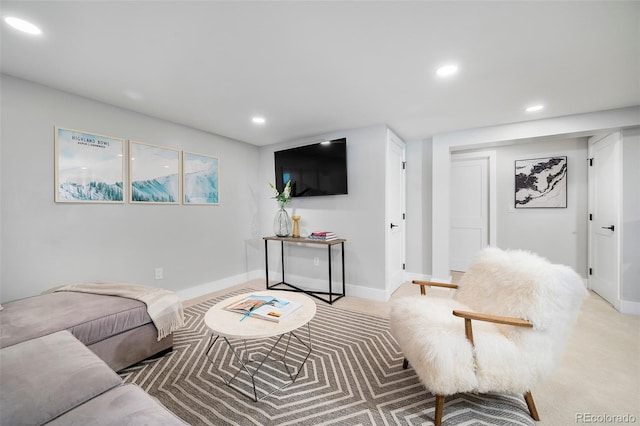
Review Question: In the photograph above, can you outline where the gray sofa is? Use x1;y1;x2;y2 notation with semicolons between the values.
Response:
0;330;185;425
0;291;173;372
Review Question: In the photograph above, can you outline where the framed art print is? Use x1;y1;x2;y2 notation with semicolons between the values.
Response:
183;151;219;205
515;156;567;208
54;126;125;203
130;141;180;204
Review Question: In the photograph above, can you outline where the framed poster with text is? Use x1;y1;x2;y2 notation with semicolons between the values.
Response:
54;126;125;203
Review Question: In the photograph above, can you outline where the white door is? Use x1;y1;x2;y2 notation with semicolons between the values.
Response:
450;156;489;271
588;132;621;308
386;131;406;293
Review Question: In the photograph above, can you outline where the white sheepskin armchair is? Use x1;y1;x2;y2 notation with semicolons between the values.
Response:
390;247;588;426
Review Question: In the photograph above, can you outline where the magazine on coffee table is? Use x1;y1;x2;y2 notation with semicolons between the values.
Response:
225;295;302;322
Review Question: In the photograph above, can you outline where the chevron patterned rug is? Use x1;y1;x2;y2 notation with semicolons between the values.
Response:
120;289;535;425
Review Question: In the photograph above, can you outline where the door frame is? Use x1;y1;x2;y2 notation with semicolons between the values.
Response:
450;150;497;250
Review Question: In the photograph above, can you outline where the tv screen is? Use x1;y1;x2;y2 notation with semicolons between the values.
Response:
274;138;348;197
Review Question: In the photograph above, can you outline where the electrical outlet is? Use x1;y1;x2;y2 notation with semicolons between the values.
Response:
155;267;163;280
314;257;319;266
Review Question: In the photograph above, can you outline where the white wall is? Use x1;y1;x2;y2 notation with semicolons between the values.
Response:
0;74;420;304
258;125;389;300
621;128;640;306
493;138;588;274
405;138;432;277
0;75;261;303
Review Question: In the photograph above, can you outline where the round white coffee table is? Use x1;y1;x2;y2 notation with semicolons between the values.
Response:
203;291;316;401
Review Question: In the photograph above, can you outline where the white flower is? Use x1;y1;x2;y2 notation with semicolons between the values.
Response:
268;180;292;206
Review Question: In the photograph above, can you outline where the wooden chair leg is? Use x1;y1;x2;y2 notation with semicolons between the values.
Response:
402;357;409;369
524;391;540;421
434;395;445;426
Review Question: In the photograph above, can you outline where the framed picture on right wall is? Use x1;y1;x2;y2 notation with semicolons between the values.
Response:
515;156;567;208
183;151;219;205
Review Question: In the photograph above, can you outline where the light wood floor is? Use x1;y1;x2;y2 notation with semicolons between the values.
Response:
185;279;640;426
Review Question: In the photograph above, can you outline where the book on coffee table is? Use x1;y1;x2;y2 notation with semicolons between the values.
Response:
225;294;302;322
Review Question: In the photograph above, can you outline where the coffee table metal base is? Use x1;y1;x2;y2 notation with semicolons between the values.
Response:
204;324;312;402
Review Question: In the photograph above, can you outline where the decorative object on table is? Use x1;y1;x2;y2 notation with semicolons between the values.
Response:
183;151;219;205
224;294;301;322
54;126;125;203
269;180;292;236
291;215;301;238
130;141;181;204
308;231;337;241
515;156;567;208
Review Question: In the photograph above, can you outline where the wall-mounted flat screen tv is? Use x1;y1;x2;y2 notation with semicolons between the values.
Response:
274;138;348;197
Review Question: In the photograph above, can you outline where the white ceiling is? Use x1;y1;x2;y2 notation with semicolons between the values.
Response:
1;1;639;146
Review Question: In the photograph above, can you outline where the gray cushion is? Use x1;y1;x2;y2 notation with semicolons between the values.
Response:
0;330;122;426
46;384;186;425
0;292;151;348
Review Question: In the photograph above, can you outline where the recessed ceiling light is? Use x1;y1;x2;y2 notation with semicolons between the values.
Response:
252;116;266;124
525;104;544;112
436;64;458;77
320;141;331;145
4;16;42;35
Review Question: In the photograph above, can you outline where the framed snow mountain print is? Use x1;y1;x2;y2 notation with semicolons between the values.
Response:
55;126;125;203
130;141;181;204
515;156;567;208
183;151;219;205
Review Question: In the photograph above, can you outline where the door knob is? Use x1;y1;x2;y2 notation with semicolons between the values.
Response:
601;225;615;231
390;223;399;229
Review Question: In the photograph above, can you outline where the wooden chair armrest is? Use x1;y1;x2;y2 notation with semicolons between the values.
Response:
452;310;533;328
452;310;533;345
411;280;458;295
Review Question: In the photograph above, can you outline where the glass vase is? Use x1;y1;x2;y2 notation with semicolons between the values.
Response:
273;205;292;237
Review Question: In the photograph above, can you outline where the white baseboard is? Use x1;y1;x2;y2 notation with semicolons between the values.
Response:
180;270;465;305
346;283;389;302
586;280;640;316
176;270;263;301
619;299;640;315
267;270;391;302
266;271;337;292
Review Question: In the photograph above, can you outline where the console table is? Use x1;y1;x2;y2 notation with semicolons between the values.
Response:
263;236;346;304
